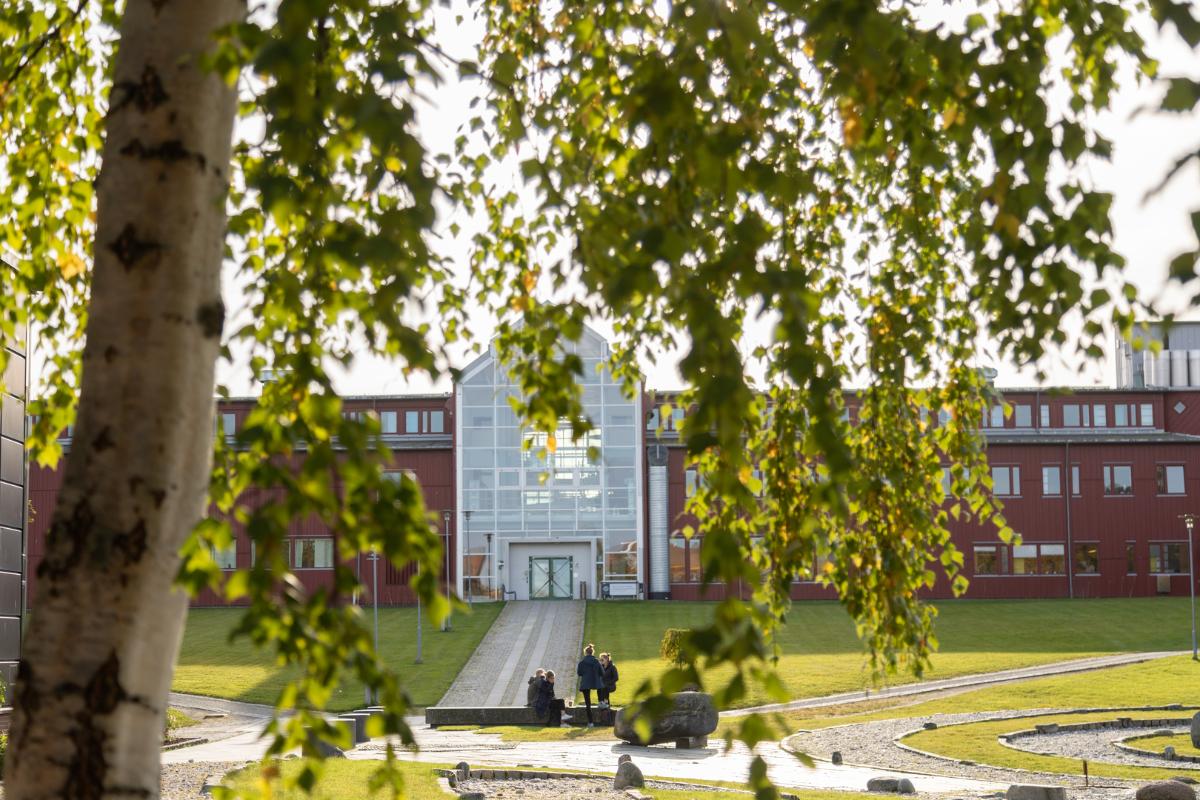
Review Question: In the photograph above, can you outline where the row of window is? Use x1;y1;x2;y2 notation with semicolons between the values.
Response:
210;537;334;570
217;409;446;436
981;402;1155;430
973;541;1190;576
971;463;1186;498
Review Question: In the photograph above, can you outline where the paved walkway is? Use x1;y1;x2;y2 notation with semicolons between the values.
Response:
438;600;586;707
722;651;1185;717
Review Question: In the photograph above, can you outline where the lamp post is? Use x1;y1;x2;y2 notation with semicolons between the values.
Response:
464;510;473;606
365;549;381;705
485;532;494;601
1179;513;1198;661
415;559;423;664
442;510;452;632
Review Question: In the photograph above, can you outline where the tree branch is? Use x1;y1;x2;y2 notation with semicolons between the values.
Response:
4;1;89;89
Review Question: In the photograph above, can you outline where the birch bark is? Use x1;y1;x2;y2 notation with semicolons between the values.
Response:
6;1;243;796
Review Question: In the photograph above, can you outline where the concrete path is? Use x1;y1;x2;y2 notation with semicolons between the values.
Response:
438;600;585;707
722;651;1186;718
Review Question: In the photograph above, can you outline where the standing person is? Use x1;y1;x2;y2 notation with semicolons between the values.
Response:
599;652;619;709
526;668;546;707
534;670;568;727
576;643;605;728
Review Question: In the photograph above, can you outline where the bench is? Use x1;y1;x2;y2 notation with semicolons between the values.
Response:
426;706;546;727
601;581;642;599
425;705;618;728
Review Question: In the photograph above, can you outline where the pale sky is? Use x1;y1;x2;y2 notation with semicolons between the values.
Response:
215;2;1200;399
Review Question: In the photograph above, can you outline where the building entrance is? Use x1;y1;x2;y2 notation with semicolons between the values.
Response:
529;556;573;599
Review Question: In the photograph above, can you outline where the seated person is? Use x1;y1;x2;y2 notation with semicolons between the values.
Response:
526;668;546;707
533;670;569;726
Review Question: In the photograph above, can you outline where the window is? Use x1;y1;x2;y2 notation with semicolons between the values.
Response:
941;467;952;495
684;468;701;498
1114;404;1129;426
1041;465;1061;496
1149;542;1185;574
1141;403;1154;427
1014;405;1032;428
220;413;236;435
1040;543;1065;574
1071;464;1081;496
1103;465;1133;495
1126;541;1137;574
1062;404;1081;427
991;465;1020;496
211;542;237;570
938;409;951;426
1157;465;1185;495
1039;405;1050;427
990;405;1005;428
974;545;1000;575
1012;544;1038;574
405;410;419;433
429;410;445;433
1011;543;1065;575
1093;404;1107;427
380;411;398;434
1073;542;1099;574
293;538;333;569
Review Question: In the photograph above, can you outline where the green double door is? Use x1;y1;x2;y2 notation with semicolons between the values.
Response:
529;556;573;599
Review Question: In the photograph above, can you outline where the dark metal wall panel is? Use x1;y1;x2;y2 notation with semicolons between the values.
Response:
0;617;21;661
0;527;21;573
0;482;21;529
0;395;21;441
0;437;21;484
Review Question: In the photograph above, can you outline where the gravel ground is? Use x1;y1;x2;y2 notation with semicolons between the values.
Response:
1007;726;1200;770
162;762;234;799
456;776;640;799
789;709;1147;794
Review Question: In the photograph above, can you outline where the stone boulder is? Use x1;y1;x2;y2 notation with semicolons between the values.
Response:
613;761;645;790
1172;777;1199;786
1191;712;1200;749
614;692;718;747
618;754;632;766
867;778;901;792
1137;781;1197;800
1005;785;1066;800
897;779;916;794
831;751;843;765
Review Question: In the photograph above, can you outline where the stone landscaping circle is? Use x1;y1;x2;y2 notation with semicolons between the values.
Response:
1137;781;1197;800
613;761;645;790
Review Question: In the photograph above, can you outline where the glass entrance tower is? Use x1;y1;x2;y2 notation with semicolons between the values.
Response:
454;326;644;600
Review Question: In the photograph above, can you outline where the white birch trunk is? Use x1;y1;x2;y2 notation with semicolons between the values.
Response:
5;1;243;797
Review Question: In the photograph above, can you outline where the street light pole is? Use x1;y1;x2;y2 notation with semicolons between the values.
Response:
1179;514;1198;661
442;509;451;632
416;560;423;664
365;550;380;705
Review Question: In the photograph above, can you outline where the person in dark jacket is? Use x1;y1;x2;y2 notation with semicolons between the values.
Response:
534;670;566;726
576;643;605;727
526;668;546;707
598;652;619;709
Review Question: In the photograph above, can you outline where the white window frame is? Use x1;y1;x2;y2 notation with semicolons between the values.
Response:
1092;404;1107;427
380;410;398;434
1157;464;1185;495
1041;465;1061;497
1062;405;1081;427
1103;464;1133;496
1014;405;1032;428
991;465;1021;497
1039;405;1050;427
293;537;334;570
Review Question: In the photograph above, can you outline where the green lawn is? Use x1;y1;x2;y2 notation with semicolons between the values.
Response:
1128;733;1200;758
223;760;451;799
173;603;504;711
903;710;1196;780
586;597;1196;708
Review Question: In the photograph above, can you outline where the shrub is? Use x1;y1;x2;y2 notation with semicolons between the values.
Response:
659;628;690;669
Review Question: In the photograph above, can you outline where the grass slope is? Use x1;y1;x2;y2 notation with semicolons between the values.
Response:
173;603;504;711
586;598;1195;708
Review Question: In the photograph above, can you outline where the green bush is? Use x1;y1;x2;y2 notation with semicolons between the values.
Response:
659;628;690;669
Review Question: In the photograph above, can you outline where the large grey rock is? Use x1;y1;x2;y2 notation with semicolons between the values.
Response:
1137;781;1197;800
897;779;916;794
613;761;645;790
831;751;843;765
1005;785;1066;800
1192;712;1200;749
613;692;718;747
867;778;901;792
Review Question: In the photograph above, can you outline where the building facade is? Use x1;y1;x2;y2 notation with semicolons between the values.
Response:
24;327;1200;607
